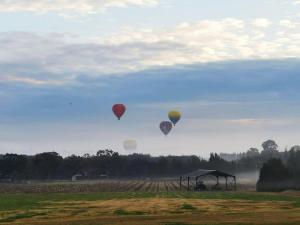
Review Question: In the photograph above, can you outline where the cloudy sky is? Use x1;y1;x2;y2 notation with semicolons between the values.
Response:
1;0;300;157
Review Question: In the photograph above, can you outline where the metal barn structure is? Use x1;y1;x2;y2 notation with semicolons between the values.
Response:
179;169;236;191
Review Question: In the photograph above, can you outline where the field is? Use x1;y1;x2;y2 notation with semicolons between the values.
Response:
0;180;299;225
0;179;255;193
0;180;182;193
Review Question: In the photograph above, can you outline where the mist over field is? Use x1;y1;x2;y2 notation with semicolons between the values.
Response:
236;171;259;183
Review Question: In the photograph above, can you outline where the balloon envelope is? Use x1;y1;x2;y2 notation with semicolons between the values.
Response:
168;111;181;126
123;140;137;151
112;104;126;120
160;121;173;136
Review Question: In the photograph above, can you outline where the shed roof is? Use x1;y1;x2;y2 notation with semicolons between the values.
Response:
181;169;235;178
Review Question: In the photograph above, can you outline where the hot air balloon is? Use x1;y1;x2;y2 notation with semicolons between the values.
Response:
123;139;137;151
112;104;126;120
160;121;173;136
168;110;181;126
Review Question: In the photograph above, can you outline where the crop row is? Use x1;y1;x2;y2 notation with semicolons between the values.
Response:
0;180;181;193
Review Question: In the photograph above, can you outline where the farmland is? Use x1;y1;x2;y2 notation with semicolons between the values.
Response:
0;179;254;193
0;179;182;193
0;180;299;225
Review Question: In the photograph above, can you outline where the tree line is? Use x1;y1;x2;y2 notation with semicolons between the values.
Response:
0;150;225;180
0;139;299;182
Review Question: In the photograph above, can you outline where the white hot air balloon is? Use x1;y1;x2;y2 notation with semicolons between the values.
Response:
123;140;137;151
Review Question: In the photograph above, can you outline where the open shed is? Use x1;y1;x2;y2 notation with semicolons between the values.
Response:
180;169;236;191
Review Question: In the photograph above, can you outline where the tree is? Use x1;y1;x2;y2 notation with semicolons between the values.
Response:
33;152;63;179
96;149;115;157
287;146;300;178
261;140;279;160
246;148;260;157
63;155;83;176
259;158;290;182
0;154;27;179
209;153;223;162
262;140;278;152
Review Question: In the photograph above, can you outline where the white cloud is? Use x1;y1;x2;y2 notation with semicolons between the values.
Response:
279;19;299;28
224;118;296;127
225;119;265;126
292;0;300;5
0;75;65;86
1;18;300;85
0;0;159;14
251;18;271;28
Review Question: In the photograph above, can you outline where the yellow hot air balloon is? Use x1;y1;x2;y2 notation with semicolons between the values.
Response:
123;140;137;151
168;111;181;126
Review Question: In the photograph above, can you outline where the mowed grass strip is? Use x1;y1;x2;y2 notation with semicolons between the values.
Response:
0;191;299;211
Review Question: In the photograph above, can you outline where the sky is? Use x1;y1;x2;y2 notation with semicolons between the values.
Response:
1;0;300;157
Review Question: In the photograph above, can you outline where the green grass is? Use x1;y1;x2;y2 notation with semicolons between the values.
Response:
180;203;196;210
0;191;299;212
